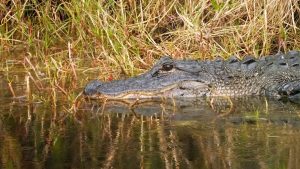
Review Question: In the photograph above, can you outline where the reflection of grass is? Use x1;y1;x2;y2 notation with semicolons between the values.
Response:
243;110;268;125
0;0;300;105
240;98;269;125
0;101;299;168
1;135;22;169
245;110;260;120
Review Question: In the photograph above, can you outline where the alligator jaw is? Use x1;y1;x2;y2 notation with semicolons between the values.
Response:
84;56;212;100
84;80;210;100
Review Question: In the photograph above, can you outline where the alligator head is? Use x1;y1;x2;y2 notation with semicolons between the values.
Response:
84;56;212;100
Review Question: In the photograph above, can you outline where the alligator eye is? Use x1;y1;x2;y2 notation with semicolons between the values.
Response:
162;64;174;71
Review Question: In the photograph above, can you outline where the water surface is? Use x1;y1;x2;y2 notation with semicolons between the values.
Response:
1;75;300;169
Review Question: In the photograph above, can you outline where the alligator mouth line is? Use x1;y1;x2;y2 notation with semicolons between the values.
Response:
87;83;183;100
86;79;212;100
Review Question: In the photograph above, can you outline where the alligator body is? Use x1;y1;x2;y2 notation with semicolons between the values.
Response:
84;51;300;102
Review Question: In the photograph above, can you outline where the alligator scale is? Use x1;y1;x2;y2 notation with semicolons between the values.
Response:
84;51;300;103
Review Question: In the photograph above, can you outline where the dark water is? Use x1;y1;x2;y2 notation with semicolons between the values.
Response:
1;77;300;169
0;97;300;169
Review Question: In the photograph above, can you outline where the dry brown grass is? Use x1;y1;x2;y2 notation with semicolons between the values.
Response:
0;0;299;102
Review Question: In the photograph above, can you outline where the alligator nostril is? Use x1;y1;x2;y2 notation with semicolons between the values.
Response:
84;80;103;95
279;62;287;66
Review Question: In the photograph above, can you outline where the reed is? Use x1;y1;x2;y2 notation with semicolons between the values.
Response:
0;0;299;103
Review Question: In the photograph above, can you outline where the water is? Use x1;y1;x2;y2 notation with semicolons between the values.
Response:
1;98;300;169
1;75;300;169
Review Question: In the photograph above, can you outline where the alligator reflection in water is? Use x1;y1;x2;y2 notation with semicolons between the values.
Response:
85;97;300;125
1;97;300;169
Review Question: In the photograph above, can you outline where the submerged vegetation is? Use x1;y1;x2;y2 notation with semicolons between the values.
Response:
0;0;300;102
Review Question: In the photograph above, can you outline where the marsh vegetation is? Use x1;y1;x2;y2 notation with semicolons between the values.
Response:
1;0;300;168
1;0;300;103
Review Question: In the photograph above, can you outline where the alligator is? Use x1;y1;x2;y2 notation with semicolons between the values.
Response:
84;51;300;103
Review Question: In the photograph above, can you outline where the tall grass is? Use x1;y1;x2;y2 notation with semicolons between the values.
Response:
0;0;299;102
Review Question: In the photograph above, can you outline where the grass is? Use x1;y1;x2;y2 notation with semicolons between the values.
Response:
0;0;300;104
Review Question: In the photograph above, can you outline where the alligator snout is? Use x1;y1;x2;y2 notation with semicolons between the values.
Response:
84;80;103;96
